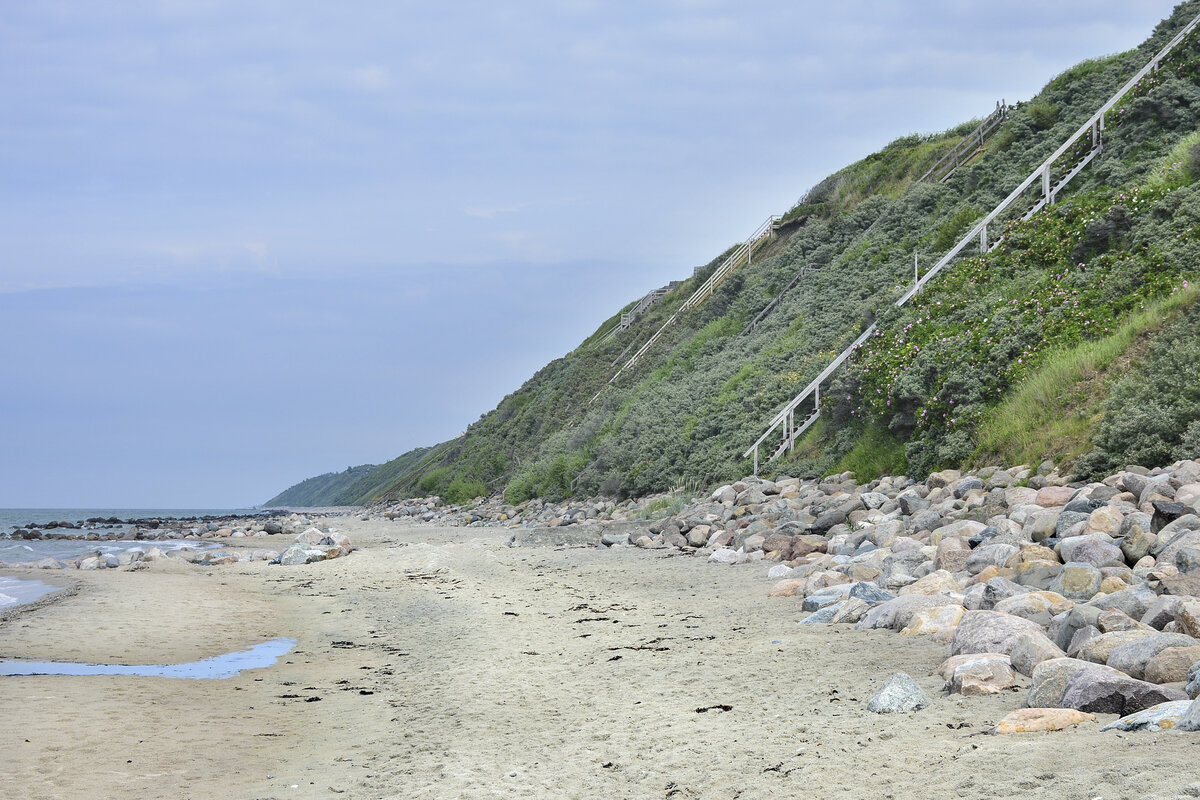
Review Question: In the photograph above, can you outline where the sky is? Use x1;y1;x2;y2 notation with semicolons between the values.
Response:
0;0;1187;507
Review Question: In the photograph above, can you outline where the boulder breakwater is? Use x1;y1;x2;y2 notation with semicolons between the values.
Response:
369;457;1200;732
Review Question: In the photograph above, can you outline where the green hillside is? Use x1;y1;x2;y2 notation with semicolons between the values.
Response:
265;464;379;507
270;2;1200;504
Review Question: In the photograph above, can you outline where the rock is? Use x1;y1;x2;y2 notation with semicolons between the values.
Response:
1099;700;1192;732
847;582;895;607
706;547;746;564
1144;646;1200;684
861;492;889;510
829;597;871;625
933;519;987;542
1085;505;1124;535
1009;630;1068;677
1088;585;1157;621
1028;658;1096;708
798;604;843;625
1076;630;1156;664
1050;562;1103;601
942;654;1018;695
601;532;630;547
275;544;328;566
856;594;960;632
1010;560;1063;590
866;672;930;713
938;652;1010;680
1024;510;1062;542
966;543;1019;575
1060;664;1188;715
1055;511;1092;537
951;610;1046;657
1120;513;1155;563
993;708;1095;734
900;605;965;642
994;591;1071;628
1096;609;1150;633
953;477;985;498
767;579;806;598
1057;535;1125;569
1107;632;1200;680
1141;595;1184;630
934;537;971;573
898;570;961;596
1036;486;1076;507
811;510;846;534
980;577;1028;609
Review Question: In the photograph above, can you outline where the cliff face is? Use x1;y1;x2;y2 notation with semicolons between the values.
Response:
272;2;1200;506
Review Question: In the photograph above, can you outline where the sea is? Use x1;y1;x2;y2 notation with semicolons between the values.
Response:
0;507;263;577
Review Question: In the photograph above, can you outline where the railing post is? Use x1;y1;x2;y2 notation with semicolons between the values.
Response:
753;446;759;477
980;224;988;253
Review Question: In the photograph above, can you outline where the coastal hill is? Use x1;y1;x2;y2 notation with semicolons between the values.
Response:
269;1;1200;508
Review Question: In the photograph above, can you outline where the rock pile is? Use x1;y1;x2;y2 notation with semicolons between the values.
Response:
373;494;657;529
1;514;350;570
5;512;331;544
271;528;355;566
633;459;1200;728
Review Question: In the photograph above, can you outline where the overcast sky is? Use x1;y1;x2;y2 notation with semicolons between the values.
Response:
0;0;1186;507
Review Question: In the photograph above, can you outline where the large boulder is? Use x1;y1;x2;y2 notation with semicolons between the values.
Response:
899;605;965;642
1050;562;1103;601
1107;632;1200;680
1075;630;1156;664
1144;646;1200;684
1009;630;1068;677
993;708;1095;734
856;594;959;632
1060;665;1188;715
939;653;1018;695
951;611;1046;657
1028;658;1099;708
1057;535;1125;569
994;591;1072;628
1099;701;1193;732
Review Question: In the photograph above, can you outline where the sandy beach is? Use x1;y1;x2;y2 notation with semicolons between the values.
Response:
2;517;1198;800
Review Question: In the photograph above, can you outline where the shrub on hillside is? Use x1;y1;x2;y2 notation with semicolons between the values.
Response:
1075;299;1200;477
445;478;488;505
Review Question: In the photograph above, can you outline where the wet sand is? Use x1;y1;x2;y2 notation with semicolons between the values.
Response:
1;518;1198;799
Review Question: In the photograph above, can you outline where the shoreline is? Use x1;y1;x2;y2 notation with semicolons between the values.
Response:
2;514;1199;799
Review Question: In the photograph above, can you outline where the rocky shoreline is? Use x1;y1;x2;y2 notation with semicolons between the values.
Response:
0;512;356;569
369;457;1200;733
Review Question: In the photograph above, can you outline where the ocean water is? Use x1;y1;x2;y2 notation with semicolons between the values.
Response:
0;507;259;531
0;507;259;564
0;575;61;608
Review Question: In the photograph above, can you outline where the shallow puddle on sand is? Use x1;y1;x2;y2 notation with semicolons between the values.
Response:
0;637;296;679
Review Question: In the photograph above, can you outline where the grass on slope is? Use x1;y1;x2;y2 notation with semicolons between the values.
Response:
971;285;1200;470
835;424;909;482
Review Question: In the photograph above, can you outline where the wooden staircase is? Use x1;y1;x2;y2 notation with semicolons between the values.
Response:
744;12;1200;474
